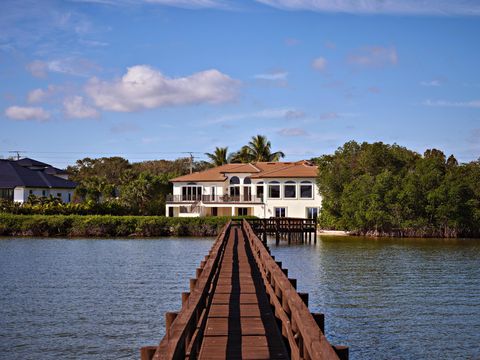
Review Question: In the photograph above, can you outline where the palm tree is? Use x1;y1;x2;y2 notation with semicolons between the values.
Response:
245;135;285;162
205;147;230;166
229;146;253;163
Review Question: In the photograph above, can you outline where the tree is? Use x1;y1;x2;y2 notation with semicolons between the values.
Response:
230;146;253;163
205;147;230;166
240;135;285;162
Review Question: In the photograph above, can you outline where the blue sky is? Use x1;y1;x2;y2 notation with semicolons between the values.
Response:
1;0;480;167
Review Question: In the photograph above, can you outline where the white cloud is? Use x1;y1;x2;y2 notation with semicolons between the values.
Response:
312;57;327;71
209;108;303;125
72;0;229;8
85;65;240;112
320;112;339;120
255;0;480;16
420;80;442;87
348;46;398;67
26;85;57;104
27;89;48;104
5;106;50;121
63;96;99;119
145;0;227;8
277;127;307;137
285;110;306;119
26;58;100;78
79;39;109;47
254;71;288;80
26;60;48;78
424;99;480;108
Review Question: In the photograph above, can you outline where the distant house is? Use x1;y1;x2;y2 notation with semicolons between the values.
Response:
166;160;321;219
0;158;77;203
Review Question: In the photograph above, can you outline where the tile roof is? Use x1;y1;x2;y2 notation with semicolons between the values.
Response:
170;160;317;182
0;159;77;189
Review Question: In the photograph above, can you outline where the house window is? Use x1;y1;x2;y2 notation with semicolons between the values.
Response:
268;181;280;199
237;207;248;216
229;176;240;199
274;207;286;218
68;193;71;202
0;189;13;201
300;181;313;199
42;190;46;197
306;207;319;219
256;182;264;200
284;181;296;198
182;183;202;201
29;190;33;195
57;193;62;198
242;177;252;201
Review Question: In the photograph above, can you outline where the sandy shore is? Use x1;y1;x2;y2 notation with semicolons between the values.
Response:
318;229;350;236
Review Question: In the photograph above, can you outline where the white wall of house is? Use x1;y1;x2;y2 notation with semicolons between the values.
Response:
13;187;74;204
168;176;321;219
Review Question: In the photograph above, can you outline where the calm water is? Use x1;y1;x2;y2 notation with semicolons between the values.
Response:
0;236;479;359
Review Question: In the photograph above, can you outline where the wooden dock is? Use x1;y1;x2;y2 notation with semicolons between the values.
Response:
141;220;347;360
247;218;318;245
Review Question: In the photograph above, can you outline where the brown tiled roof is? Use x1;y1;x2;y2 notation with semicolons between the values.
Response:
170;161;317;182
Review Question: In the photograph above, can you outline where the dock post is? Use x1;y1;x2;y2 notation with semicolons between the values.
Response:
140;346;157;360
312;312;325;333
165;312;178;334
275;218;280;245
333;345;349;360
263;218;267;244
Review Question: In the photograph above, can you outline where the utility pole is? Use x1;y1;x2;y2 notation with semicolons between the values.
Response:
188;152;194;174
8;150;24;160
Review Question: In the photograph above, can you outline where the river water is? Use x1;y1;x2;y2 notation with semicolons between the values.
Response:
0;236;479;359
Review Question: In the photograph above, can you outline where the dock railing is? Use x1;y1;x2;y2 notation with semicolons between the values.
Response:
145;221;231;360
242;220;345;360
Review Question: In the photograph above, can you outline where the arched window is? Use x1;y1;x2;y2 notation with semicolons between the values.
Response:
229;176;240;198
300;181;313;199
284;180;296;198
242;177;252;201
268;181;281;199
256;181;264;200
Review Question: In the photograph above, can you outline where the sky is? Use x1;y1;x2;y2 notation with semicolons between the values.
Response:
1;0;480;168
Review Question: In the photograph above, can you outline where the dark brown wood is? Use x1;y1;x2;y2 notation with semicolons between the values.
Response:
312;312;325;334
333;345;349;360
141;346;158;360
144;220;344;360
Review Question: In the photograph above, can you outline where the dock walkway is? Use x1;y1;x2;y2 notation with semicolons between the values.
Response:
142;220;347;360
198;225;288;359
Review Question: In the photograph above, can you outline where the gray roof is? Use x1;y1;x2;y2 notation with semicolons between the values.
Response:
15;157;50;168
0;159;76;189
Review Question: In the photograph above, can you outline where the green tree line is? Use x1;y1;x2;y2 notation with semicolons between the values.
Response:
316;141;480;237
0;135;284;216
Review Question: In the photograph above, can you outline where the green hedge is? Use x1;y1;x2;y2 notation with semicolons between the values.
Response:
0;214;254;237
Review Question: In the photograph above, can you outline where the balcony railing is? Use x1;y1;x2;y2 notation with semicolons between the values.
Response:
166;194;263;204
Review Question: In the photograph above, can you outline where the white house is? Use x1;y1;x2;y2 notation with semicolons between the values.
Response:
166;161;321;219
0;158;76;204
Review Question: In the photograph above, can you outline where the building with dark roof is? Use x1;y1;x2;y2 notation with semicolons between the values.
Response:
0;158;76;203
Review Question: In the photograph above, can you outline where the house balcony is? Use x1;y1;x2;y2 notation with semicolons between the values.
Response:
166;194;264;204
